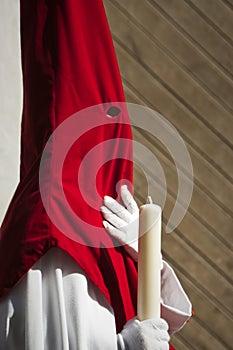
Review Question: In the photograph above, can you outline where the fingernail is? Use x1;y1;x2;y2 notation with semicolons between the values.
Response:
121;185;128;191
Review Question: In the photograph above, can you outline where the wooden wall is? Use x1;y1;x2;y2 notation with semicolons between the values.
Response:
103;1;233;349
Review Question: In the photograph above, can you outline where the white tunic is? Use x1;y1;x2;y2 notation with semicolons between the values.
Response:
0;248;191;349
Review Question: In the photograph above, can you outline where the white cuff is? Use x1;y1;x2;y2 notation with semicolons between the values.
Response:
161;260;192;334
117;333;125;350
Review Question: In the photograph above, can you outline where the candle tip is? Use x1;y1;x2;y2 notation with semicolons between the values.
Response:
147;195;153;204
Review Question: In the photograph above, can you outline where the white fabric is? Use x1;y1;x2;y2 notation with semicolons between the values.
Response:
0;249;118;350
118;317;170;350
0;248;191;349
161;261;192;334
0;0;22;226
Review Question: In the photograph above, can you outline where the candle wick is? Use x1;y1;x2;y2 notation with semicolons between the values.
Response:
147;196;153;204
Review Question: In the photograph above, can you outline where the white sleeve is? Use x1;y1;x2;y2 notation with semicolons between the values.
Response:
161;260;192;334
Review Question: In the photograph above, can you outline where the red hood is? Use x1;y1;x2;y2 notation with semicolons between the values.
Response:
0;0;137;332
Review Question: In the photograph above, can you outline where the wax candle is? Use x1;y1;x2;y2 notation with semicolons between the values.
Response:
137;199;161;321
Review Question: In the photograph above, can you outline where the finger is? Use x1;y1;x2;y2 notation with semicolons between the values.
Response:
100;206;127;228
160;330;170;343
103;221;127;245
121;185;138;215
151;318;169;332
103;196;132;223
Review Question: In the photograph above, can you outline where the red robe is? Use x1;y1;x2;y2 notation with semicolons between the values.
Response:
0;1;175;348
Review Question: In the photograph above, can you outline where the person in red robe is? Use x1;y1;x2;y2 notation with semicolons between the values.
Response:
0;1;191;349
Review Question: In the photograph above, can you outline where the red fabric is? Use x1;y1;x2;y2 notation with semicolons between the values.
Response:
0;3;177;347
0;0;137;332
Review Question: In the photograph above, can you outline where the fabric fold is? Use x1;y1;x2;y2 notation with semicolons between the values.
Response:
0;248;184;349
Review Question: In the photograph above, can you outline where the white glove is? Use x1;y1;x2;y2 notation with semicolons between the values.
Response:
101;185;162;266
117;317;170;350
101;185;139;261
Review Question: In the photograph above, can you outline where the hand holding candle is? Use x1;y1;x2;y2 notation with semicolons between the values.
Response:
101;186;162;320
137;198;162;321
101;186;192;339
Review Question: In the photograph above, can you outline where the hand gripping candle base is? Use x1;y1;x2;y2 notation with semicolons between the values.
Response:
137;197;162;321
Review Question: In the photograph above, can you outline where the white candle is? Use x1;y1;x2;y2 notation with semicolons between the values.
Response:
137;200;161;321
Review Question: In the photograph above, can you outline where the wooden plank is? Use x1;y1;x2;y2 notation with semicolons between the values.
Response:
132;126;233;249
123;75;233;215
161;232;233;315
104;0;233;145
174;318;230;350
153;0;233;76
134;177;233;348
133;163;233;283
188;0;233;41
104;0;233;174
223;0;233;8
170;335;195;350
173;271;233;347
114;43;233;179
135;179;233;316
186;146;233;217
152;217;233;350
133;174;231;350
106;0;233;114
